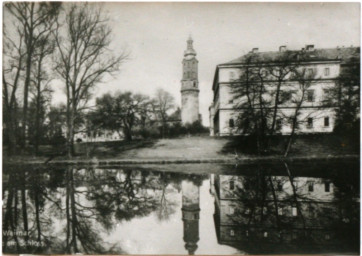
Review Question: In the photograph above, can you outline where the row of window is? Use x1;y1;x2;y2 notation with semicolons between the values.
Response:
227;89;333;104
184;61;196;67
228;229;331;240
184;71;197;78
229;180;331;192
228;205;298;216
228;116;330;129
229;117;326;129
229;67;331;81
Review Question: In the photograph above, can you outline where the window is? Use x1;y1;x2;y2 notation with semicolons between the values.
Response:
230;230;235;237
277;181;283;191
277;90;284;104
324;117;329;127
261;69;268;77
229;180;235;190
292;207;298;216
193;81;197;87
246;230;249;237
307;118;313;129
263;232;268;238
307;90;314;102
323;89;333;105
280;90;292;103
229;71;235;80
325;182;330;192
324;68;330;76
229;119;235;128
308;182;314;192
229;99;234;104
229;206;235;214
307;68;315;77
276;119;282;130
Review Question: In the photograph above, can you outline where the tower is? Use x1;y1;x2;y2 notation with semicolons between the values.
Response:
181;180;200;255
181;36;200;125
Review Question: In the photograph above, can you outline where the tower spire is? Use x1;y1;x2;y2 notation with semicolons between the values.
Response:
187;35;193;49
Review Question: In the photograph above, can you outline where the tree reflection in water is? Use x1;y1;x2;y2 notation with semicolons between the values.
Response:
2;165;206;254
2;162;359;254
212;161;359;254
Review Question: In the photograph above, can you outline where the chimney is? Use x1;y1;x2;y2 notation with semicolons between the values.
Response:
306;45;314;51
252;48;259;53
279;45;287;52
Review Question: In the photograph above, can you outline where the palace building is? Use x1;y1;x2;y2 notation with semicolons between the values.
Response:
209;45;359;136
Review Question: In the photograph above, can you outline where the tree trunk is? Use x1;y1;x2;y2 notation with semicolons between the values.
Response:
284;119;297;157
3;184;14;250
34;52;44;156
34;185;42;244
66;170;70;253
22;27;34;150
6;115;18;155
21;171;29;248
69;169;78;253
123;127;132;141
284;162;307;232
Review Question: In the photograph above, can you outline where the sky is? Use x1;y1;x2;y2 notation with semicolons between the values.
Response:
52;2;360;126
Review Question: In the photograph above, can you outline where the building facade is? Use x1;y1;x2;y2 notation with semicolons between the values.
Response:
209;46;359;136
181;36;200;125
211;170;359;253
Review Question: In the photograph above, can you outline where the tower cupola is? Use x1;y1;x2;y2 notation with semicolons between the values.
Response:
184;36;197;59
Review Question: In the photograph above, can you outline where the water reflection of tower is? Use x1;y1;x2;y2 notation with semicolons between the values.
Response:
181;180;200;255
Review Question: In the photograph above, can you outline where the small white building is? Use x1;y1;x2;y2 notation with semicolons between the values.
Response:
209;45;359;136
74;129;124;142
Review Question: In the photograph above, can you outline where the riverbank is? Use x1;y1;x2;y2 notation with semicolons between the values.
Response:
3;135;359;165
4;154;359;167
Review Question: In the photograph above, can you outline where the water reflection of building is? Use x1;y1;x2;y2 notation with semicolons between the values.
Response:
181;180;200;255
212;172;359;253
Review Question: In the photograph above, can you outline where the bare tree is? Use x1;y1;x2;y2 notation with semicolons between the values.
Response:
3;21;25;155
153;88;175;138
283;68;316;157
230;54;272;154
230;50;324;155
5;2;61;149
29;24;57;155
53;4;127;157
265;51;299;135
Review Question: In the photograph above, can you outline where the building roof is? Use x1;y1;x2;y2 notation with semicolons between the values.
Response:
220;46;360;66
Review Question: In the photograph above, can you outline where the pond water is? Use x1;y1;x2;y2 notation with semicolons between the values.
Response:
2;161;360;255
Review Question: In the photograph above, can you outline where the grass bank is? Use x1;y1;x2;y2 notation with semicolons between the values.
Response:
3;134;359;165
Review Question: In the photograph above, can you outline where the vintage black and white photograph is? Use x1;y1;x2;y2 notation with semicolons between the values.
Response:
2;2;360;255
